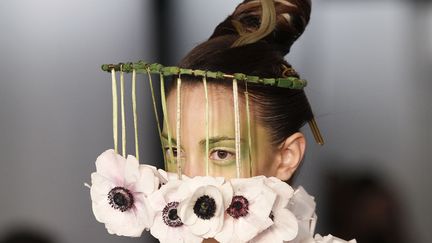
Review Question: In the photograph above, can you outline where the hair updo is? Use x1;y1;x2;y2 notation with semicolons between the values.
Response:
169;0;314;146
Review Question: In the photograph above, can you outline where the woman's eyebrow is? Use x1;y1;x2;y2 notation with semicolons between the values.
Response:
161;133;177;145
198;136;240;146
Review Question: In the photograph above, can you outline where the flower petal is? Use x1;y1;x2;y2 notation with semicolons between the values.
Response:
273;208;298;241
215;217;234;243
90;173;114;204
95;149;126;184
124;154;140;186
150;212;169;240
134;164;159;195
235;217;261;242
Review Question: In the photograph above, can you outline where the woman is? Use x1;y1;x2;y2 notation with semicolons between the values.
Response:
89;0;356;242
163;0;313;181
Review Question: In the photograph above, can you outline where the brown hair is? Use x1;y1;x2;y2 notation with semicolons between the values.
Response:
169;0;313;146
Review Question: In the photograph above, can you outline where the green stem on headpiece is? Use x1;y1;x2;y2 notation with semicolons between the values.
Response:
132;69;139;161
233;79;242;178
176;77;183;180
147;69;166;169
111;69;118;154
245;82;253;177
160;74;174;174
120;68;127;157
203;76;210;176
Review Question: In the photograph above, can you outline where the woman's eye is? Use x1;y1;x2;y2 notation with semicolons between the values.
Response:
209;149;235;161
164;147;178;158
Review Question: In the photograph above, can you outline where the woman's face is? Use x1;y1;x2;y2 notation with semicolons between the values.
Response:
162;83;281;179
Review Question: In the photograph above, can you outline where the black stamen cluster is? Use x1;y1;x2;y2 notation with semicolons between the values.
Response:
193;195;217;220
107;187;134;212
162;201;183;227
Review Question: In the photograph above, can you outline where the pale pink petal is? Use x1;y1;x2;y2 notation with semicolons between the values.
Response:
95;149;126;184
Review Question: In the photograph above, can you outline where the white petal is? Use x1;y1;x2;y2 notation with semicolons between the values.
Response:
124;155;140;186
249;227;283;243
248;186;276;220
221;182;234;209
188;218;211;236
289;186;316;220
134;165;158;195
148;189;168;211
150;212;169;240
203;215;224;238
134;197;155;228
90;173;114;204
243;212;273;236
235;217;261;242
215;217;234;243
273;208;298;241
178;197;198;225
264;177;294;200
95;149;126;184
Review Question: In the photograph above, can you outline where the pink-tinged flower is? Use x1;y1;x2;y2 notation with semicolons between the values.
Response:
89;149;159;237
312;234;357;243
148;179;202;243
249;177;298;243
215;176;276;243
177;177;233;239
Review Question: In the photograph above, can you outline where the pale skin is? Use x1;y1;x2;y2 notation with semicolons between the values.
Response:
162;83;306;242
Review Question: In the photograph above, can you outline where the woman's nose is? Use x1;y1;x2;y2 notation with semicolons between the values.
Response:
183;154;205;177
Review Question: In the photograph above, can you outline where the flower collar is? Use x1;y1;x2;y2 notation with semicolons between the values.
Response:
86;149;356;243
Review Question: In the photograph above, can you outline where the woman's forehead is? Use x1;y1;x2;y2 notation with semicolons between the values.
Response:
165;84;249;137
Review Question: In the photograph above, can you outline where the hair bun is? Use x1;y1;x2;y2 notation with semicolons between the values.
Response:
209;0;311;55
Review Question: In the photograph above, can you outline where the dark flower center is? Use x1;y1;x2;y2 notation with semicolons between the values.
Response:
193;195;217;220
227;195;249;219
107;187;134;212
162;202;183;227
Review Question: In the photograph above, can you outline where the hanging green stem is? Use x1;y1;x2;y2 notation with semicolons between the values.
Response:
203;76;210;176
176;77;183;180
233;79;242;178
120;68;127;157
132;69;139;161
160;74;174;173
111;69;118;154
147;69;166;169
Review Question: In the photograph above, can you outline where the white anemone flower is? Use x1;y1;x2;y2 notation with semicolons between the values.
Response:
250;177;298;243
177;177;233;239
89;149;159;237
215;176;276;243
148;179;202;243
